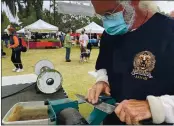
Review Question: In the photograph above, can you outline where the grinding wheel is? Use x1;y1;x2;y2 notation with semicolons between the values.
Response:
35;60;54;75
37;69;63;94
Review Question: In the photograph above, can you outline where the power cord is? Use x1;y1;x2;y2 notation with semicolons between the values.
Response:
1;82;36;99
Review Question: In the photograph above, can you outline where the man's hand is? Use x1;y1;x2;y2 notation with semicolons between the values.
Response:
115;100;152;125
87;81;110;104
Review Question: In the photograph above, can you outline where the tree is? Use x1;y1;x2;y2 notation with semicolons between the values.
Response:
2;0;16;17
43;2;102;33
1;11;10;32
11;22;21;31
34;0;43;20
18;5;37;27
89;16;103;26
2;0;43;21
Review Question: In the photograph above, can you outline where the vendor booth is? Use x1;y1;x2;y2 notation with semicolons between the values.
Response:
76;22;103;46
17;28;25;33
76;22;104;34
24;19;58;33
19;19;61;49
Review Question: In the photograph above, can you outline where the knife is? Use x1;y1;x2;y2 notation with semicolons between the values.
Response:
75;94;118;114
76;94;153;125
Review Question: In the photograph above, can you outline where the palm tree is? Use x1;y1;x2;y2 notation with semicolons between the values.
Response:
34;0;43;20
53;0;56;25
2;0;16;16
2;0;43;19
48;0;56;24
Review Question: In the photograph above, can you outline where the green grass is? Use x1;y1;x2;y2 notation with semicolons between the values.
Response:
2;46;99;118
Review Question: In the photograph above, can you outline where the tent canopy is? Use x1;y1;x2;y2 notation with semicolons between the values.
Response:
17;28;25;33
24;19;58;33
76;22;104;34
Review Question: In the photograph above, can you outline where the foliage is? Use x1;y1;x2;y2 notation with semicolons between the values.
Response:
11;22;21;31
3;0;102;33
18;5;37;27
2;0;43;19
1;11;10;32
38;38;60;42
42;1;102;33
89;16;103;26
2;0;17;16
42;7;102;33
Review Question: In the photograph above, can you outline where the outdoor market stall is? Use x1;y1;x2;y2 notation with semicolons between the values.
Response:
22;19;61;49
76;22;104;46
17;28;25;33
76;22;104;34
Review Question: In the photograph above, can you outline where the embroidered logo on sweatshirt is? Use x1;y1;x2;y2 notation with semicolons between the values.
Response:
131;51;156;80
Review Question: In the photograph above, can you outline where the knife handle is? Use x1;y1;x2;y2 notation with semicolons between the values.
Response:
99;94;112;100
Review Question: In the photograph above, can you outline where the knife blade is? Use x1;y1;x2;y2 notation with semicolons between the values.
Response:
76;94;118;114
76;94;153;124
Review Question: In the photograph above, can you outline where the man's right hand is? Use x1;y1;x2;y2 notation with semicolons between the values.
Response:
86;81;111;104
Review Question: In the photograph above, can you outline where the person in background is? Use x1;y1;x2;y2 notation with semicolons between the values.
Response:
1;39;6;58
79;30;89;50
64;29;73;62
79;30;89;62
93;33;97;39
2;32;9;48
7;25;24;72
87;0;174;125
60;32;65;47
87;40;92;58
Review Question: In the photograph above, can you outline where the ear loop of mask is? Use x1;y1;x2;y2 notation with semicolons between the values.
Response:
96;1;122;19
103;3;122;19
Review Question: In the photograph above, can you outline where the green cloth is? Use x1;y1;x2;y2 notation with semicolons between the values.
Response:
64;34;72;48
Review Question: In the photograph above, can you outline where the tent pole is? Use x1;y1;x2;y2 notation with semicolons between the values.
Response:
90;30;91;40
28;38;29;50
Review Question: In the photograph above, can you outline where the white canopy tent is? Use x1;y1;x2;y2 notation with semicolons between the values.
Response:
4;29;7;32
17;28;25;33
76;22;104;34
24;19;58;33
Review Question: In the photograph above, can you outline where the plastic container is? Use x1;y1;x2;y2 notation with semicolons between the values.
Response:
2;101;54;125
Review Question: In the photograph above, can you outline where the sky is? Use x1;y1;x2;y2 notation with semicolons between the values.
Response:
1;1;174;24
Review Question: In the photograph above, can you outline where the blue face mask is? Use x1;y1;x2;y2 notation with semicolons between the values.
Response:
102;11;129;35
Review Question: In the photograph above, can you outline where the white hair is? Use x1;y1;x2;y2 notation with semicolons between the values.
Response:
139;1;159;14
118;1;159;29
119;1;135;29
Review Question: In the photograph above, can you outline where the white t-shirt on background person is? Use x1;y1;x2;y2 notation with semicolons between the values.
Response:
79;34;89;47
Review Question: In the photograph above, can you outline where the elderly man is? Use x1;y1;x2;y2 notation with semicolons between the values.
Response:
87;1;174;125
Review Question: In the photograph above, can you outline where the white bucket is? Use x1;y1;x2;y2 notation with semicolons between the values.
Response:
2;101;54;125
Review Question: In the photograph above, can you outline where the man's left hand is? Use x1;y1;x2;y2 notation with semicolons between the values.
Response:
115;99;152;125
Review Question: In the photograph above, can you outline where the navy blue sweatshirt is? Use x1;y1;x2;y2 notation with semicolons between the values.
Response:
96;13;174;125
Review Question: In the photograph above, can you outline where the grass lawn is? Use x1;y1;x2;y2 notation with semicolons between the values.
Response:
2;46;99;118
